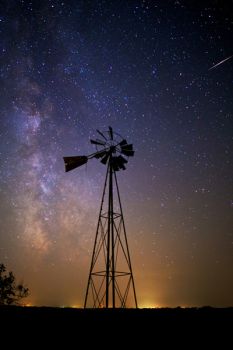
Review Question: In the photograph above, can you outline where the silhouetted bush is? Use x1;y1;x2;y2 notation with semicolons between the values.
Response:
0;263;29;305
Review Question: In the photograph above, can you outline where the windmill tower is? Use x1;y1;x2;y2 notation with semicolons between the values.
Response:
63;127;137;308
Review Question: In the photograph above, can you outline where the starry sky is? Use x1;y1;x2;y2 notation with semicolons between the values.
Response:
0;0;232;308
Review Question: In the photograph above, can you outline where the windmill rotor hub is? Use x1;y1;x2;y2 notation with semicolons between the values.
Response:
110;145;116;153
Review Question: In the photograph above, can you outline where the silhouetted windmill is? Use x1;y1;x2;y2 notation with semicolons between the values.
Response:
63;127;137;308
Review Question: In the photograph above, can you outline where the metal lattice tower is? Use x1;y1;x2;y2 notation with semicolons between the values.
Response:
63;127;137;308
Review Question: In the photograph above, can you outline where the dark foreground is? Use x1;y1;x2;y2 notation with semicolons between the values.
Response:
0;306;232;345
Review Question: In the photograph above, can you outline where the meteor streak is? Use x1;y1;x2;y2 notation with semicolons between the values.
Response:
209;55;233;70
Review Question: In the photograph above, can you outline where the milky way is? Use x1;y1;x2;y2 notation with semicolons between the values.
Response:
0;0;233;307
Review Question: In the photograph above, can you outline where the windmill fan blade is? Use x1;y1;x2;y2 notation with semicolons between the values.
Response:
114;156;127;171
94;150;107;159
111;155;128;171
97;129;107;141
90;139;106;146
112;162;120;172
111;157;119;171
119;139;127;146
118;155;128;164
109;126;113;140
121;149;135;157
63;156;88;172
101;152;110;165
121;143;133;151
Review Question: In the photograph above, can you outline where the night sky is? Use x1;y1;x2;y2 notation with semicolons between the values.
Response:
0;0;233;308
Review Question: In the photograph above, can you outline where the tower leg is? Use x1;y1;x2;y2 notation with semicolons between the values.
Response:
114;171;138;308
84;163;109;308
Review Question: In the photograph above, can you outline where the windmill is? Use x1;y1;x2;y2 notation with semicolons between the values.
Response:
63;127;137;308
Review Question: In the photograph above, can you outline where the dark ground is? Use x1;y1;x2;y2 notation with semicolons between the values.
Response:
0;306;232;346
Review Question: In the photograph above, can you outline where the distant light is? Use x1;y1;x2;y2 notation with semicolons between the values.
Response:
139;302;159;309
70;304;81;309
59;305;81;309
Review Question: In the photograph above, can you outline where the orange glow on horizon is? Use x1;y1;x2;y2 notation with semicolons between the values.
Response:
139;301;161;309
